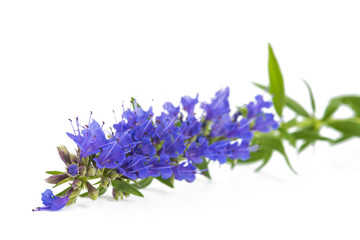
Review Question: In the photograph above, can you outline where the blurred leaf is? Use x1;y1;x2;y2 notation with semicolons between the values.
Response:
322;99;341;120
46;171;65;175
239;149;271;164
278;127;296;147
292;129;333;142
331;134;353;145
197;157;211;179
298;141;312;153
268;43;285;117
303;79;316;113
112;179;144;197
254;150;273;172
132;177;153;189
55;186;72;197
254;135;297;174
155;176;175;188
285;97;310;118
327;120;360;137
335;95;360;116
252;82;267;91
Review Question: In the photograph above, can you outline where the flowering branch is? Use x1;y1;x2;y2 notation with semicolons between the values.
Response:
33;44;360;211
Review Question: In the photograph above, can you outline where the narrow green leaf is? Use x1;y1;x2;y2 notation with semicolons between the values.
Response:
292;129;333;142
52;178;70;188
327;120;360;137
331;135;353;145
285;97;310;118
55;186;72;197
303;79;316;113
322;99;341;120
278;127;296;147
197;157;211;179
252;82;267;91
112;179;144;197
155;176;174;188
132;177;153;189
254;150;273;172
336;95;360;116
298;141;312;153
46;171;65;175
268;43;285;117
254;135;297;174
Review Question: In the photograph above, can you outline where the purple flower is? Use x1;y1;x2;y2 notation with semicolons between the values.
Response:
185;137;208;164
147;155;173;179
247;95;272;119
172;162;198;183
155;102;180;141
207;140;257;163
181;94;199;115
201;87;230;121
93;142;125;169
67;164;78;176
117;155;149;180
252;113;279;133
34;189;69;211
181;115;201;137
67;120;107;158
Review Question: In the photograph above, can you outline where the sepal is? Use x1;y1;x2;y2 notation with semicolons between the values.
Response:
85;181;99;200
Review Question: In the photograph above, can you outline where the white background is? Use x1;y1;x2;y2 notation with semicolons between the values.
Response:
1;1;360;239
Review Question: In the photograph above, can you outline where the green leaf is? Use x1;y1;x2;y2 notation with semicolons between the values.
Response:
303;79;316;113
268;43;285;117
298;141;312;153
292;129;333;142
197;157;211;179
112;179;144;197
252;82;267;91
46;171;65;175
255;150;273;172
253;135;297;174
278;127;296;147
322;99;341;120
285;97;310;118
132;177;153;189
55;186;72;197
130;97;142;109
155;176;175;188
331;134;353;145
52;178;70;188
327;120;360;137
335;95;360;116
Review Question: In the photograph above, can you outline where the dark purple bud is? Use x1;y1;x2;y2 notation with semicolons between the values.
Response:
112;188;121;201
45;174;68;184
57;145;72;165
72;178;82;189
79;166;87;176
85;181;99;200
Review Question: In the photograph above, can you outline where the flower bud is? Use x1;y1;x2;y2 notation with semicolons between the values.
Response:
109;170;118;180
72;178;82;189
57;145;71;165
86;165;96;177
66;197;77;206
95;168;103;177
80;157;89;167
101;177;110;189
45;174;68;184
79;166;87;176
85;181;99;200
112;188;121;201
69;189;81;198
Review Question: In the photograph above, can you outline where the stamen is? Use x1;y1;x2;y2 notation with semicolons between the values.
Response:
88;111;93;126
68;119;76;135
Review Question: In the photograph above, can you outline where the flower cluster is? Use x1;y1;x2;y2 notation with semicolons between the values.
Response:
34;87;278;211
